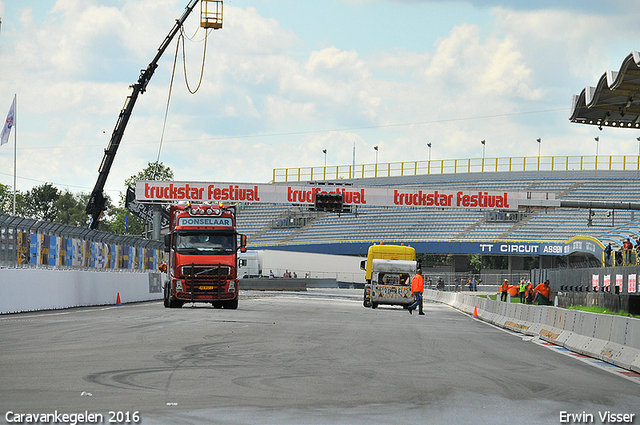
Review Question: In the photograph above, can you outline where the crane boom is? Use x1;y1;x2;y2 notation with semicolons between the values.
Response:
86;0;201;229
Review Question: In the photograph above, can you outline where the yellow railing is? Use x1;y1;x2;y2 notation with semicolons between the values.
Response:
272;155;640;182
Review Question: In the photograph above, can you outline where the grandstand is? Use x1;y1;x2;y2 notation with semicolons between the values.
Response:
237;168;640;266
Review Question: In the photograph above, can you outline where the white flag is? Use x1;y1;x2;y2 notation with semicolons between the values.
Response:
1;97;16;146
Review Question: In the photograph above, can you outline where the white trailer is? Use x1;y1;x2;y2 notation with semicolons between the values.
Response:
238;250;261;278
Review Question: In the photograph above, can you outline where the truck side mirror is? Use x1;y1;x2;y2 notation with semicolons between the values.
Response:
164;234;171;253
360;259;366;270
239;234;247;253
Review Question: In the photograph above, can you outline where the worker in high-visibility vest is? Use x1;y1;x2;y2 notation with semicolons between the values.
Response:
533;279;552;305
408;269;425;315
519;279;527;303
525;281;534;304
500;279;509;302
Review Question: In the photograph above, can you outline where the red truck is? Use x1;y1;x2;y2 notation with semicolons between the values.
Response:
163;203;246;309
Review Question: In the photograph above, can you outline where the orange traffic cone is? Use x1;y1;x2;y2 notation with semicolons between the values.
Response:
473;305;478;318
116;293;122;305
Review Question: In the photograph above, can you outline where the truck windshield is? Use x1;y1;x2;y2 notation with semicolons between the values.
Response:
175;231;235;255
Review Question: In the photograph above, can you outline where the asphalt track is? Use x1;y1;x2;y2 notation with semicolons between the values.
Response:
1;291;639;425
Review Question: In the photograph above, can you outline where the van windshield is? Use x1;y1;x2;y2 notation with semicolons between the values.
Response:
377;273;411;285
175;231;235;255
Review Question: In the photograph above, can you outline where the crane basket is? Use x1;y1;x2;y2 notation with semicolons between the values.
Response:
201;0;223;29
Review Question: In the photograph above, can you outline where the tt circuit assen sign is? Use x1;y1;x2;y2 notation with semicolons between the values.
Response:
421;237;604;258
136;180;521;210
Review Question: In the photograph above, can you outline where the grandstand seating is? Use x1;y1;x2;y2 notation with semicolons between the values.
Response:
237;171;640;251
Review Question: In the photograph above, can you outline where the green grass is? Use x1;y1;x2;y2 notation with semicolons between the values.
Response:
564;305;640;319
469;295;640;318
478;294;524;303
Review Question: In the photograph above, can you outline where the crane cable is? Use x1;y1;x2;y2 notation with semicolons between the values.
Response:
154;32;181;171
180;25;209;94
155;25;210;169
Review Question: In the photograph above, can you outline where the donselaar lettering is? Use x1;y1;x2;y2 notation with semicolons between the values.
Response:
178;217;233;227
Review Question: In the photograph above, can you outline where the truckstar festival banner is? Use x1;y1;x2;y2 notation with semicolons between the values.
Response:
135;180;521;210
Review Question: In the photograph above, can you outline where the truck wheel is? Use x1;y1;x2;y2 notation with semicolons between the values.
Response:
168;297;182;308
224;299;238;309
212;303;223;309
371;303;378;309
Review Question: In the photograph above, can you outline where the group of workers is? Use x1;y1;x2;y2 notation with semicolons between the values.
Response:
605;240;639;267
406;269;553;317
499;278;552;305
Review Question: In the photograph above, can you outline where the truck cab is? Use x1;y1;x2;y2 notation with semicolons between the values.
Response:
163;203;246;309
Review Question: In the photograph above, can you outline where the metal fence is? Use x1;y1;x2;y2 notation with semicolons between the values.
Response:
273;154;640;182
546;265;640;296
419;270;532;293
0;214;164;271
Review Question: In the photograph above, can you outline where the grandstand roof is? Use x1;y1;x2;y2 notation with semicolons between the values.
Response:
570;51;640;129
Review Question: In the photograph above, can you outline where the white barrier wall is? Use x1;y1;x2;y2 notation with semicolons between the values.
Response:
424;289;640;373
0;269;163;314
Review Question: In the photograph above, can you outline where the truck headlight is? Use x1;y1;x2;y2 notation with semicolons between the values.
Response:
175;280;183;292
228;281;235;292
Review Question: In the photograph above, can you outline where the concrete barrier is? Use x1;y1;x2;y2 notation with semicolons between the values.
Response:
0;268;162;314
504;303;532;335
483;298;498;324
554;309;577;346
423;288;640;372
241;277;342;291
563;311;595;358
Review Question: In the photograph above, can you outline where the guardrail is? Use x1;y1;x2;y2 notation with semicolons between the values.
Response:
0;214;163;271
273;154;640;182
424;289;640;372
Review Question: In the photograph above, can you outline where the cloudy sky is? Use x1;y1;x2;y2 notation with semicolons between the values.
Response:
0;0;639;201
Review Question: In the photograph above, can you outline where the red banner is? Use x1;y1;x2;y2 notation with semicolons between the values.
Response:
135;180;521;210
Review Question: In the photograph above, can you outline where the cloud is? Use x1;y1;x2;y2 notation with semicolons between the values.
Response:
1;0;639;198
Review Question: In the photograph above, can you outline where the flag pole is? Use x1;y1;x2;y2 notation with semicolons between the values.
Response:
12;94;16;215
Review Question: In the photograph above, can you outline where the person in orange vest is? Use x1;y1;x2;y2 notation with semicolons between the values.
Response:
408;268;425;315
525;281;534;304
533;279;552;305
500;279;509;302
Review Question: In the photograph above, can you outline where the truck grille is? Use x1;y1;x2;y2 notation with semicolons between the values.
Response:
180;265;231;280
176;263;237;301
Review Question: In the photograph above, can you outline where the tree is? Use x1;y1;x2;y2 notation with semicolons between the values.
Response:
0;183;14;214
124;161;174;188
110;206;146;236
23;183;60;221
111;161;174;236
54;190;90;227
468;254;482;273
